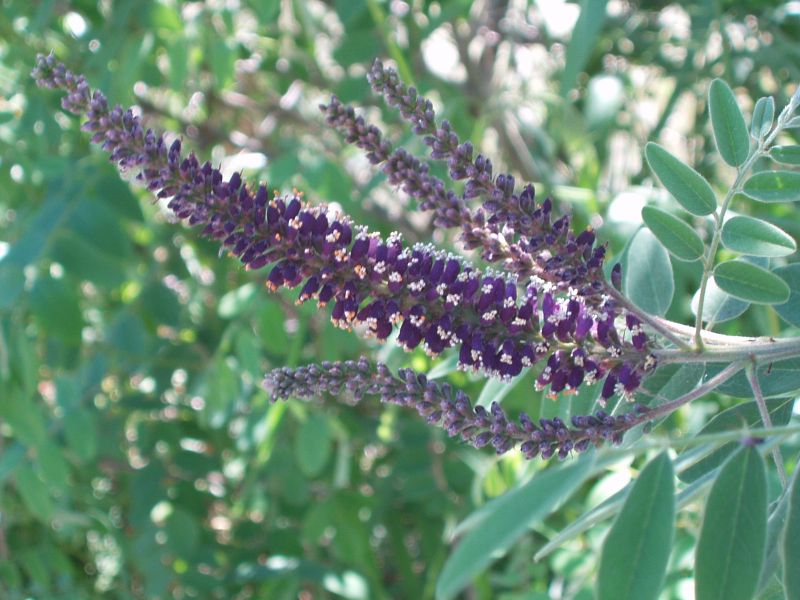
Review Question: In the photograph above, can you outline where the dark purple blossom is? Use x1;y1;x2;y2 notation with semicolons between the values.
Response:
321;94;608;301
265;359;652;459
365;59;600;258
33;53;661;458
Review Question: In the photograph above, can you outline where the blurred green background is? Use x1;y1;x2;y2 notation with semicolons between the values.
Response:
1;1;800;598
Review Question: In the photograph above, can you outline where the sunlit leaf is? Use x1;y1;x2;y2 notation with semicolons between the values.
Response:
695;447;767;600
743;170;800;203
769;145;800;165
751;96;775;140
644;143;717;215
623;228;674;316
641;206;704;261
475;371;527;408
720;215;796;257
437;456;594;600
713;260;790;304
597;452;674;600
708;79;750;167
218;283;258;318
427;353;460;379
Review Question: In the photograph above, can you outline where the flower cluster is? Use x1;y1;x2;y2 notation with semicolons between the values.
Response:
266;359;650;459
321;92;608;300
33;53;660;457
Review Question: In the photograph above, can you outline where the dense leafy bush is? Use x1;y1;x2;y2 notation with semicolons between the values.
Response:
2;2;800;599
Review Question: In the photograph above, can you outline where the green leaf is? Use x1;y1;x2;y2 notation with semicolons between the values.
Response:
218;283;258;319
295;414;333;477
427;353;460;380
714;260;790;304
256;300;291;356
783;464;800;598
15;465;55;522
0;443;25;485
625;363;705;445
691;276;749;324
436;456;594;600
64;409;97;462
758;490;791;593
597;452;674;600
0;263;25;309
639;363;706;405
714;358;800;398
769;145;800;165
720;216;796;257
0;386;47;447
691;257;767;324
49;231;128;288
751;96;775;140
475;370;527;408
8;320;38;398
743;171;800;203
708;79;750;167
165;508;200;559
678;398;794;484
641;206;704;261
34;439;70;491
536;453;719;564
560;0;608;95
695;447;767;600
644;143;717;215
623;228;674;316
773;264;800;327
28;276;84;343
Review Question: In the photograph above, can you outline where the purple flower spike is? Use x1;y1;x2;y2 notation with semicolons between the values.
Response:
32;53;663;458
265;359;654;459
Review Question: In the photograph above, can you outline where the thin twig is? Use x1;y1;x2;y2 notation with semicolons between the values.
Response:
631;360;746;427
604;284;693;349
654;335;800;365
746;363;788;488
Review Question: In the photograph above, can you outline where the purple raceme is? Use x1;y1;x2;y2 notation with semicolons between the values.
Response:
364;59;606;286
321;93;609;302
266;358;650;459
33;53;660;457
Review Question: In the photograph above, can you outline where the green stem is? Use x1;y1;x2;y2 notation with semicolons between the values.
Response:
605;284;693;350
693;165;748;349
745;363;788;488
654;334;800;365
693;94;800;348
623;423;800;452
630;360;746;427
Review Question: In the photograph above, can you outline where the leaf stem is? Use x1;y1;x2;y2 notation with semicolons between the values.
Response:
604;284;693;350
693;95;800;348
631;360;746;426
745;363;788;488
654;333;800;365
